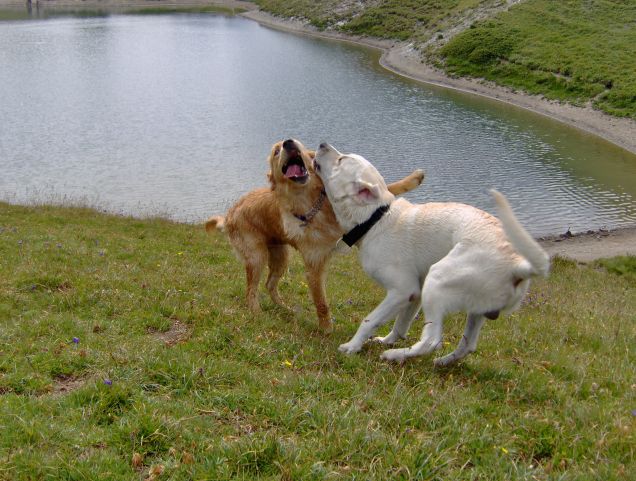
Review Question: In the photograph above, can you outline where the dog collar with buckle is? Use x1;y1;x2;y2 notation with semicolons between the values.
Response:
294;189;327;227
341;204;390;247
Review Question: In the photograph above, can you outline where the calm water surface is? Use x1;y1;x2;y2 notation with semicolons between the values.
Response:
1;12;635;235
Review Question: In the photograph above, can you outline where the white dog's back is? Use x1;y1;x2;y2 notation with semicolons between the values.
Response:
362;198;536;277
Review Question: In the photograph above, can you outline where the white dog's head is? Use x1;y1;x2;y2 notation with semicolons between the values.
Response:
314;143;395;231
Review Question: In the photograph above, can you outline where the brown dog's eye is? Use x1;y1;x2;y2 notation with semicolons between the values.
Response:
274;147;280;156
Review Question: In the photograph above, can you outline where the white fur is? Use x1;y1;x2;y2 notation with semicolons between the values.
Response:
314;144;550;365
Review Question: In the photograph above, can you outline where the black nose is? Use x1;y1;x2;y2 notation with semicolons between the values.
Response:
283;139;296;151
319;143;328;150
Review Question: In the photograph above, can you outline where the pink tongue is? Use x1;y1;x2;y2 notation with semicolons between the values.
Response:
285;164;304;178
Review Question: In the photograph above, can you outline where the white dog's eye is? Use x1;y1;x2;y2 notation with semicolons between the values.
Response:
337;157;343;165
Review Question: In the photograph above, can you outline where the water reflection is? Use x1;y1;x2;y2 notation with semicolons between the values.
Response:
0;12;634;235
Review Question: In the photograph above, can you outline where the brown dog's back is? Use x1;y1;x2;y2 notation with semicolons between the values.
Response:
224;188;287;246
209;187;291;259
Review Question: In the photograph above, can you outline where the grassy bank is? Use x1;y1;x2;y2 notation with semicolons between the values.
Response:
254;0;636;119
0;202;634;480
254;0;488;41
439;0;636;118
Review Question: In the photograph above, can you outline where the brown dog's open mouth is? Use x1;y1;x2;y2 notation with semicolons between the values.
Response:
282;156;309;184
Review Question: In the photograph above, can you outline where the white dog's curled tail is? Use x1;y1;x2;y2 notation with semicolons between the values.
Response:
490;189;550;277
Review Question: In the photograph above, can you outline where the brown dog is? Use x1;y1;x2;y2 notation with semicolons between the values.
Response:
206;139;424;331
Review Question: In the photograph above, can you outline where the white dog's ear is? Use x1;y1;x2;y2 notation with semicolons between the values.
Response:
348;180;381;204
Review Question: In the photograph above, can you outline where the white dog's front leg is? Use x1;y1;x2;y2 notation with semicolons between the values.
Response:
373;299;420;345
339;291;409;354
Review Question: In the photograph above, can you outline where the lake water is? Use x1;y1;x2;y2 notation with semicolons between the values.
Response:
1;11;635;236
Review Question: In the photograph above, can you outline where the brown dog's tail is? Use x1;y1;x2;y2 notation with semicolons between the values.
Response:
387;169;425;195
205;215;225;233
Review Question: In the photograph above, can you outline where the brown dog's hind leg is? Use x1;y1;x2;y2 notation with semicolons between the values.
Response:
266;244;289;308
244;251;266;313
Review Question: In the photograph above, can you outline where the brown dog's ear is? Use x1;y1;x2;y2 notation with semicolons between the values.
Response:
267;142;281;190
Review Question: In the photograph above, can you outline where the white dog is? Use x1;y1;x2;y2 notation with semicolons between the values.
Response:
313;143;549;366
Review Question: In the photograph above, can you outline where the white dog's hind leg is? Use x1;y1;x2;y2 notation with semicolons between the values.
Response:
433;313;486;367
373;299;420;345
380;321;444;362
339;290;411;354
380;306;445;362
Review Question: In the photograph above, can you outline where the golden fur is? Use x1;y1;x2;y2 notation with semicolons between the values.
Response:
206;139;424;331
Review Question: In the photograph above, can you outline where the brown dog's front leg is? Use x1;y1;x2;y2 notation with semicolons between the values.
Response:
303;257;332;332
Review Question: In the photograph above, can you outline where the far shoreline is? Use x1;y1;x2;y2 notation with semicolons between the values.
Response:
2;0;635;154
240;9;636;156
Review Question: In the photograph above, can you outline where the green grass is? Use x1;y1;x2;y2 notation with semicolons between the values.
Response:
255;0;636;119
436;0;636;118
1;202;634;480
255;0;488;40
597;256;636;284
254;0;348;29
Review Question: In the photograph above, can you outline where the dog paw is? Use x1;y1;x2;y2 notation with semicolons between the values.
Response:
372;334;399;345
433;354;456;367
248;303;262;314
434;348;470;367
338;342;361;354
380;348;408;363
419;337;443;355
319;320;334;333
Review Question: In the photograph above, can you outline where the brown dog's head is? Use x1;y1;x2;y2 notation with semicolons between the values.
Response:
267;139;316;189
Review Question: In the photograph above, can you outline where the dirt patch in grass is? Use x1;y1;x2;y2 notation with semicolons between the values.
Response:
148;318;192;347
48;374;87;396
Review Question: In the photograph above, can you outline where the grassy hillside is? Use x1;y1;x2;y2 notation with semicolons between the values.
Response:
439;0;636;118
0;201;634;479
254;0;490;41
254;0;636;119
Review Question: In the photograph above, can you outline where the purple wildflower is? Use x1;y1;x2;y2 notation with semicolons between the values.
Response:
72;337;79;344
104;379;112;386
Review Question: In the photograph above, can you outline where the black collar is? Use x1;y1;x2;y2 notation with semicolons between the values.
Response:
341;204;390;247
